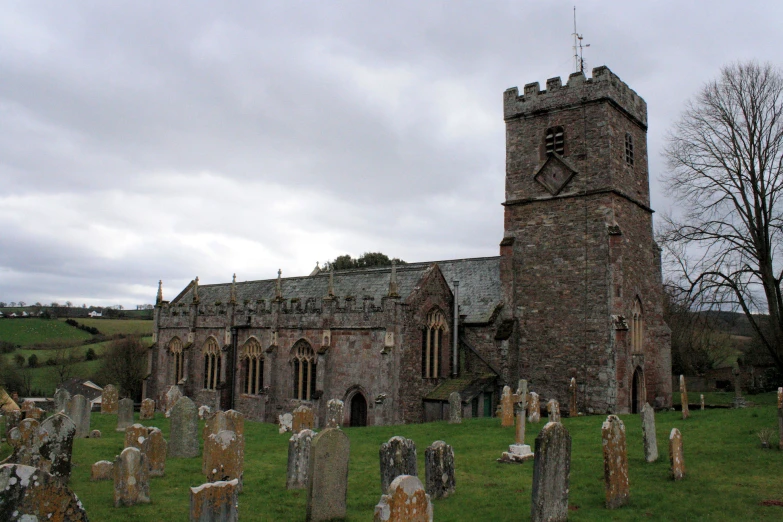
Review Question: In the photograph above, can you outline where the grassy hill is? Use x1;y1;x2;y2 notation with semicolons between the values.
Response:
0;318;92;346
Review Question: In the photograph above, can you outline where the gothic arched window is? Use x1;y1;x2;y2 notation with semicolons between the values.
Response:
203;337;221;391
292;341;316;400
631;298;644;354
545;126;565;155
242;337;264;395
169;337;184;384
422;310;447;379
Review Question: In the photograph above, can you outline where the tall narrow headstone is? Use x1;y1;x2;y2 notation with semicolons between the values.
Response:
530;422;571;522
163;385;183;418
169;396;199;458
602;415;629;509
117;397;134;431
732;366;747;408
0;464;89;521
204;430;244;491
500;386;514;427
374;475;433;522
53;388;71;413
326;399;344;429
293;405;315;434
700;394;705;411
66;394;90;438
287;429;315;489
306;428;350;522
40;412;76;485
528;392;541;423
380;436;418;494
190;479;239;522
669;428;685;480
146;427;167;477
778;387;783;451
102;384;119;414
679;375;689;420
114;446;151;506
448;392;462;424
140;398;155;420
425;440;455;499
640;403;658;463
546;399;561;423
568;377;578;417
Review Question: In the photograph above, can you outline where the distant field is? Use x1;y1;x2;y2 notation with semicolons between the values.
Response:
64;318;153;336
0;318;92;346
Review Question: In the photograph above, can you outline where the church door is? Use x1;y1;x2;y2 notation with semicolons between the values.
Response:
631;367;643;414
350;393;367;427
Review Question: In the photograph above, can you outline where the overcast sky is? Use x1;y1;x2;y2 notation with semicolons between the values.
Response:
2;1;783;308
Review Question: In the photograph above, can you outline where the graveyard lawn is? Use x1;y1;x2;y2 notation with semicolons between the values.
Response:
10;395;781;521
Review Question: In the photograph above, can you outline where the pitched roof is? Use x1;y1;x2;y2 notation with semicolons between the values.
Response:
170;256;502;323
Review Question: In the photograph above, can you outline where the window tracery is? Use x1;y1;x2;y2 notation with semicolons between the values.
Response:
292;341;316;400
422;310;446;378
169;337;184;384
241;337;264;395
631;298;644;354
203;337;221;390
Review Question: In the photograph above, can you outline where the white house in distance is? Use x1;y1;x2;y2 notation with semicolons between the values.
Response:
88;311;102;318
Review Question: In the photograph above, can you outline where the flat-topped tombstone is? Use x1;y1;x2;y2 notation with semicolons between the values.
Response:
374;475;433;522
91;460;114;481
547;399;561;423
117;397;134;431
306;428;350;522
66;394;90;438
146;428;167;477
287;429;315;489
669;428;685;480
500;386;515;427
679;375;689;420
640;403;658;462
53;388;71;413
125;423;149;450
204;430;244;491
140;398;155;420
164;385;183;418
380;436;418;494
279;412;293;434
203;410;245;473
7;418;45;468
448;392;462;424
114;446;150;506
169;396;199;458
0;463;88;521
425;440;455;499
293;405;315;434
528;392;541;423
568;377;578;417
531;422;571;522
602;415;629;509
40;412;76;485
326;399;344;429
102;384;119;414
191;479;239;522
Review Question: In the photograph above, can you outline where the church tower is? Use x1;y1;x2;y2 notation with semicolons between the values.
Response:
499;66;671;414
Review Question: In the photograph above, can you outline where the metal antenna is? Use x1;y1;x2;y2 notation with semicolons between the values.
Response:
572;7;590;73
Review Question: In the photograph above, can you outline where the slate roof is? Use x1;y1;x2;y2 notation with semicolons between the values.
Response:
170;256;502;324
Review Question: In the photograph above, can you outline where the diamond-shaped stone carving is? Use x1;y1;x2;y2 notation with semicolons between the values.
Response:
534;155;577;195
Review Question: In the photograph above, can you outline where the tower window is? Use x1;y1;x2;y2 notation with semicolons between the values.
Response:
625;133;634;166
422;310;447;379
545;127;565;155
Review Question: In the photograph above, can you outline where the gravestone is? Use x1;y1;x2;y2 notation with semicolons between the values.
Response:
679;375;689;420
20;400;35;416
669;428;685;480
90;430;102;438
40;412;76;485
778;387;783;450
732;366;747;408
66;394;90;438
190;479;239;522
424;440;455;499
164;385;183;417
374;475;433;522
5;410;22;438
140;398;155;420
102;384;119;414
7;418;45;468
204;430;244;491
116;397;134;431
448;392;462;424
287;428;315;489
293;405;315;434
146;428;167;477
530;422;571;522
326;399;344;429
114;446;150;506
602;415;629;509
0;463;88;521
306;428;350;522
700;394;705;411
380;436;418;494
500;386;515;427
528;392;541;423
640;403;658;463
547;399;561;423
516;379;528;402
53;388;71;413
91;460;114;481
169;396;199;458
568;377;578;417
279;412;293;434
203;410;245;473
125;424;149;451
499;407;534;463
199;405;212;420
26;406;45;421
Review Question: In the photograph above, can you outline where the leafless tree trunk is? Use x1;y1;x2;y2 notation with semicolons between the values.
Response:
661;61;783;372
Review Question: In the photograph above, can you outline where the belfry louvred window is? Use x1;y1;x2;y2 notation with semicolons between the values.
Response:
292;341;316;400
545;126;565;155
202;337;221;390
422;310;446;379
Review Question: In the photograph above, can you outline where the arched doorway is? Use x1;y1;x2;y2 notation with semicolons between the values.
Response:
350;393;367;427
631;367;644;414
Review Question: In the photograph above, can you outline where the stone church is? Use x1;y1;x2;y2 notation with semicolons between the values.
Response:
145;66;672;426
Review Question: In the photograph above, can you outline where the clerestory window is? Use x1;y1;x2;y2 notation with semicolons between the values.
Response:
203;337;221;390
242;337;264;395
545;126;565;155
292;341;316;400
625;133;634;167
422;310;447;379
169;337;184;384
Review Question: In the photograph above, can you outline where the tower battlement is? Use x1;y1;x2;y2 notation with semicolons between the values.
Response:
503;66;647;128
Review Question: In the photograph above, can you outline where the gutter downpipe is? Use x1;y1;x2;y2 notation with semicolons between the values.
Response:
453;280;459;378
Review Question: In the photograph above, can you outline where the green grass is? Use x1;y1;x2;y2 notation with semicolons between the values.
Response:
22;396;781;521
67;319;153;336
673;391;779;406
0;318;92;346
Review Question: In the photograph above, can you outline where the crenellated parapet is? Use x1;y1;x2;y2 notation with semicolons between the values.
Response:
503;66;647;128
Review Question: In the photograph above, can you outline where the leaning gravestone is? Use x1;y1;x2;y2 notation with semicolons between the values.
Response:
380;436;418;494
602;415;629;509
204;430;244;491
91;460;114;481
116;397;134;431
547;399;561;423
40;412;76;485
140;398;155;420
0;463;89;521
528;392;541;423
425;440;455;499
287;429;315;490
326;399;344;429
448;392;462;424
293;405;315;434
66;394;90;438
679;375;689;420
114;446;150;507
640;403;658;462
669;428;685;481
164;385;183;418
373;475;433;522
531;422;571;522
169;397;199;458
53;388;71;413
191;479;239;522
306;428;350;522
101;384;119;414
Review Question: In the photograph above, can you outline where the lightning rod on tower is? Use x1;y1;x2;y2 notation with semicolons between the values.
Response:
572;7;590;73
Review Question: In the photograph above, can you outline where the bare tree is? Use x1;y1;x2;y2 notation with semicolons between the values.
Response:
661;61;783;372
94;336;148;400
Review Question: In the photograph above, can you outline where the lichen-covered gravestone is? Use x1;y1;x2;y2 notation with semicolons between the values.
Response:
7;418;45;469
203;410;245;473
117;397;134;432
528;392;541;423
0;463;89;521
679;375;689;420
53;388;71;413
306;428;350;522
101;384;119;414
169;396;199;458
326;399;344;428
140;398;155;420
448;392;462;424
66;394;90;438
114;446;150;506
380;436;418;494
190;479;239;522
279;412;293;434
669;428;685;481
531;422;571;522
602;415;629;509
287;429;315;489
500;386;515;427
568;377;578;417
164;385;183;418
424;440;455;499
4;410;22;439
204;430;244;491
374;475;433;522
40;412;76;485
640;403;658;462
125;424;149;451
293;405;315;434
91;460;114;481
547;399;561;423
146;428;167;477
